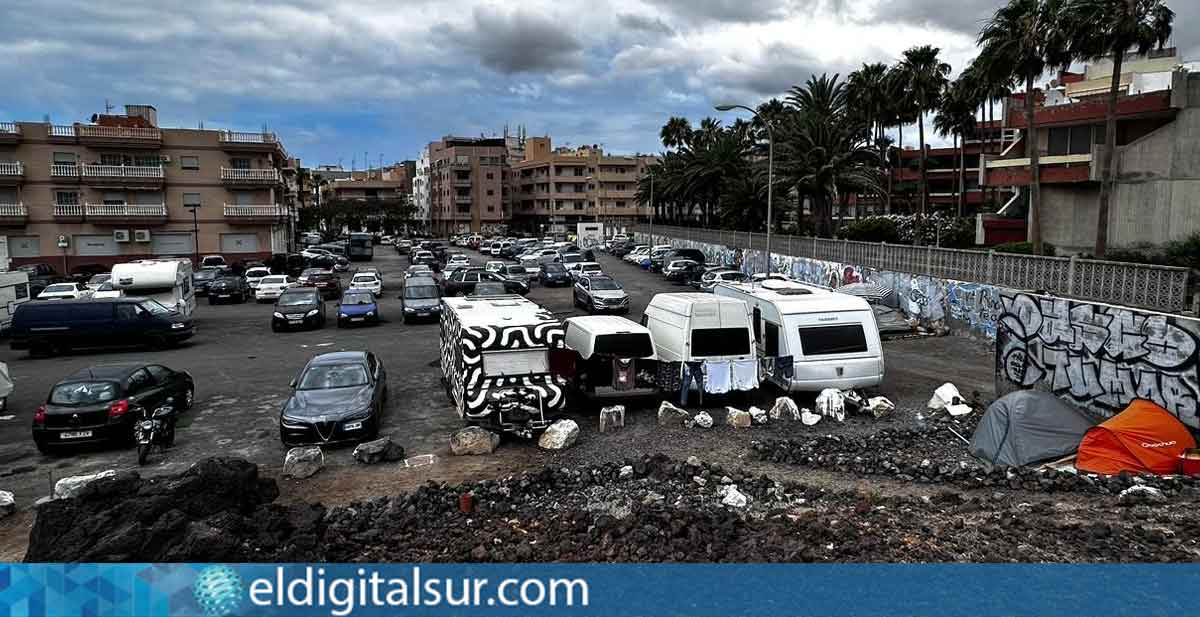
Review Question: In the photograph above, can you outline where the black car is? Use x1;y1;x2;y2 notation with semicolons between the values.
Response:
442;268;529;296
306;271;343;299
192;269;222;296
33;362;194;453
279;351;387;446
652;248;706;273
272;289;326;331
207;275;251;304
538;262;572;287
10;298;194;356
400;281;441;323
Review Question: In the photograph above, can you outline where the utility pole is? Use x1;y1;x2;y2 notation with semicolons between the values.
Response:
187;205;200;266
648;168;654;245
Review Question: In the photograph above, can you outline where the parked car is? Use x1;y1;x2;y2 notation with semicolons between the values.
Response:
33;362;195;453
349;273;383;296
574;275;630;314
92;281;123;299
17;263;66;297
623;246;650;263
272;288;326;332
307;271;343;299
400;281;441;323
653;248;705;273
300;247;332;261
279;351;387;446
470;281;508;297
442;268;529;296
445;255;472;272
298;268;326;286
37;282;92;300
10;298;194;356
191;269;222;297
406;264;434;279
566;261;603;281
538;262;572;287
70;264;109;285
560;252;585;266
500;264;533;285
85;273;112;291
411;250;437;267
663;259;703;284
207;275;251;304
484;261;505;274
336;290;380;327
255;275;296;302
396;239;413;255
245;267;272;289
695;268;751;291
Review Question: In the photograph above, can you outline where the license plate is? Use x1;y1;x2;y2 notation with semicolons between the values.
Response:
60;430;93;440
218;294;231;298
288;319;302;324
343;421;363;431
351;317;364;322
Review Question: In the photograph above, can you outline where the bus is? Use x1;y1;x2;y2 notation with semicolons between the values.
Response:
348;233;374;261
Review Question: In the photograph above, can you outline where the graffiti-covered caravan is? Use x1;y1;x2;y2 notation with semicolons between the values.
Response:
440;295;567;435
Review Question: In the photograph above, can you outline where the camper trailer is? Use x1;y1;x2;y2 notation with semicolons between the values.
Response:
561;315;658;402
714;280;884;391
641;293;756;363
0;271;31;332
440;294;567;436
111;259;195;317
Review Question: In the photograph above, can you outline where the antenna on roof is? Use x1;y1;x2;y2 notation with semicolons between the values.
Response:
104;99;114;114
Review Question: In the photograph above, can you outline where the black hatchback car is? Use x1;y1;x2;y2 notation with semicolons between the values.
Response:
279;351;387;446
538;262;572;287
33;363;194;453
272;289;326;331
207;275;251;304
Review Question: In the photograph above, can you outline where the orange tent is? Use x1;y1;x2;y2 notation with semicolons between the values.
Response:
1076;399;1196;475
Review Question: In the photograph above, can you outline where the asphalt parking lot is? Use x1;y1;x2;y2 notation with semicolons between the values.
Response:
0;244;996;558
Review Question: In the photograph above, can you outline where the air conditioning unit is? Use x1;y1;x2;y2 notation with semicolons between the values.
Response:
133;229;152;242
113;229;131;243
160;155;171;164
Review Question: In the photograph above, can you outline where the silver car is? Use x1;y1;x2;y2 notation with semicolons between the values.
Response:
573;275;630;314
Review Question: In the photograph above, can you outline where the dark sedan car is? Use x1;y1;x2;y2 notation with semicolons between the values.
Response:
191;269;223;296
207;275;251;304
33;362;194;453
306;271;343;299
272;289;326;331
442;268;529;297
279;351;387;446
538;262;572;287
400;281;441;323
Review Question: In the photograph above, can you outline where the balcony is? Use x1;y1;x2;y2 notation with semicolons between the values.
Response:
80;164;164;184
0;122;19;144
84;203;169;224
50;164;80;179
53;204;84;221
218;131;281;153
452;176;472;187
982;153;1094;186
47;124;162;147
454;194;472;204
224;204;286;223
0;161;23;184
221;167;281;185
0;203;27;225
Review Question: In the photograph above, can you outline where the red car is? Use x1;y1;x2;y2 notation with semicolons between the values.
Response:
305;272;343;299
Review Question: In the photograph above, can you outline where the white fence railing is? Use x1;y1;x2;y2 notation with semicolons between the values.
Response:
224;204;284;217
50;164;79;177
218;131;277;144
81;164;164;179
221;167;280;182
0;161;22;175
49;125;76;137
77;125;161;140
0;203;26;217
634;224;1191;313
0;122;18;135
84;203;168;217
53;204;83;217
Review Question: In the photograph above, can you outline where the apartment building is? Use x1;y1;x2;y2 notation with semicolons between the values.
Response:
510;137;656;234
412;146;431;233
0;104;293;270
427;137;509;236
982;49;1199;252
323;162;414;202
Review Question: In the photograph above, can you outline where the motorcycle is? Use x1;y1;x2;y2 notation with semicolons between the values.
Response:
135;398;178;465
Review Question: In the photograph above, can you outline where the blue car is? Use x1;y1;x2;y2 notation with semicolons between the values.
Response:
336;290;380;327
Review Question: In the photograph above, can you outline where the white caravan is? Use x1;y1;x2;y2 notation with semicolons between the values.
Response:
714;280;884;391
111;259;196;317
640;293;756;363
0;271;31;332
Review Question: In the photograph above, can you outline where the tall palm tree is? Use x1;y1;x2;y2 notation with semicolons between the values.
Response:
885;64;923;216
848;62;893;213
895;45;951;243
978;0;1073;255
963;55;1015;213
934;79;980;217
1066;0;1174;258
660;117;693;149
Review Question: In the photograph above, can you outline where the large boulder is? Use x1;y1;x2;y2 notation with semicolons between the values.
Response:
450;427;500;456
769;397;801;422
538;419;580;450
283;446;324;479
353;437;406;464
815;389;846;421
726;407;752;429
599;405;625;433
0;491;14;518
1118;485;1167;506
53;470;117;500
692;411;714;429
657;401;690;427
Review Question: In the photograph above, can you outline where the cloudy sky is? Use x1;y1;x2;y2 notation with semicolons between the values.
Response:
2;0;1196;166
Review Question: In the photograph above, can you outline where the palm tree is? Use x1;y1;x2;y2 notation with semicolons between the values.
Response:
934;79;980;217
962;55;1015;213
895;45;951;243
1066;0;1174;258
885;65;922;215
660;116;693;149
848;62;893;214
978;0;1073;255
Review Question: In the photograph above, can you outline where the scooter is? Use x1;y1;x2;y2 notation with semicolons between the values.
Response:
135;398;178;466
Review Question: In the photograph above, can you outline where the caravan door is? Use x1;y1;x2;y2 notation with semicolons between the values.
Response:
786;310;884;390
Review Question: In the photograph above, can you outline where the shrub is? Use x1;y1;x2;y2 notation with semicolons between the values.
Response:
839;217;900;243
994;241;1057;256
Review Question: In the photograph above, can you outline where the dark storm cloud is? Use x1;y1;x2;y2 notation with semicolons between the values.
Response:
435;6;584;74
617;13;676;36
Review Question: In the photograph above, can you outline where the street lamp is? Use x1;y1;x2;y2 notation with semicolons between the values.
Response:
715;103;774;275
648;167;654;245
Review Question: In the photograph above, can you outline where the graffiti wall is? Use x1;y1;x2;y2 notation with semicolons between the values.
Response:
641;233;1001;341
996;290;1200;428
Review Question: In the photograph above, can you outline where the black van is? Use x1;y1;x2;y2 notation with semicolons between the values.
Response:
10;297;195;357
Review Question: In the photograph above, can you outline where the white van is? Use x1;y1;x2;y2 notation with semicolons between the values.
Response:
111;259;196;317
562;315;658;400
714;280;884;391
641;293;756;363
0;271;31;332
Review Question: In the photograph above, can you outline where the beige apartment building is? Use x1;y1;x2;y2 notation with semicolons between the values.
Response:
511;137;656;234
427;137;510;235
0;104;294;271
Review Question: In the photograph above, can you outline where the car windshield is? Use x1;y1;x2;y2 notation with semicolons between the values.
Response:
405;286;439;299
352;275;377;283
50;381;119;405
590;278;621;290
262;276;287;285
194;270;219;280
278;292;317;306
297;363;369;390
98;282;115;291
140;300;172;314
43;284;74;293
342;292;374;305
88;274;111;284
473;283;506;295
544;264;565;273
505;266;527;274
247;269;270;277
216;276;241;284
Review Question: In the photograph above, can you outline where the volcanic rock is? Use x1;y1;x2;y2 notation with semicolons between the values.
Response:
283;447;324;479
538;419;580;450
657;402;690;427
53;470;117;500
726;407;752;428
353;437;405;464
450;427;500;456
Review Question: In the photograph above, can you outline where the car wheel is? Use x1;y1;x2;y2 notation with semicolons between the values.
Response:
271;322;281;333
35;441;51;455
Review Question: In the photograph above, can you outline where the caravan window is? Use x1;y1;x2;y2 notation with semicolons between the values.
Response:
14;284;28;300
483;349;548;375
691;328;750;357
797;325;867;356
764;322;780;356
595;333;653;358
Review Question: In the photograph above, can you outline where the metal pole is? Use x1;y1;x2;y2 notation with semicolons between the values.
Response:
648;170;654;246
191;207;199;266
765;119;774;274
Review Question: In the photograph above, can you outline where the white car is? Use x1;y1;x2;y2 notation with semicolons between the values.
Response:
349;273;383;295
624;247;650;263
255;275;295;302
301;247;331;260
85;273;111;291
38;282;93;300
92;281;123;299
566;261;603;281
484;260;505;274
245;267;272;289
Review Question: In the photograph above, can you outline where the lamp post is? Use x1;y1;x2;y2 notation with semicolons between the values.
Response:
715;103;774;274
648;167;654;246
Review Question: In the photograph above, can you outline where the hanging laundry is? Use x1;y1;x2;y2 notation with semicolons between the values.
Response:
758;357;774;383
703;360;732;394
681;361;705;405
774;356;794;382
656;361;683;393
613;359;636;392
731;359;758;391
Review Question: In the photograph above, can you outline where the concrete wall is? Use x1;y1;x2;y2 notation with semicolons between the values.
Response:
996;290;1200;428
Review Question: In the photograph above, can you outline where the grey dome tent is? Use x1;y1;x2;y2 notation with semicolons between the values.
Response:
969;390;1097;467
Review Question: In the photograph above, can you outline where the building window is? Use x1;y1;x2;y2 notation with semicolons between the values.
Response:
230;158;251;170
616;184;626;191
100;153;125;166
486;189;494;196
53;152;76;166
134;155;160;167
573;168;583;176
487;206;495;212
486;172;494;180
102;191;125;205
55;191;79;205
180;155;200;170
183;193;202;208
617;201;626;208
